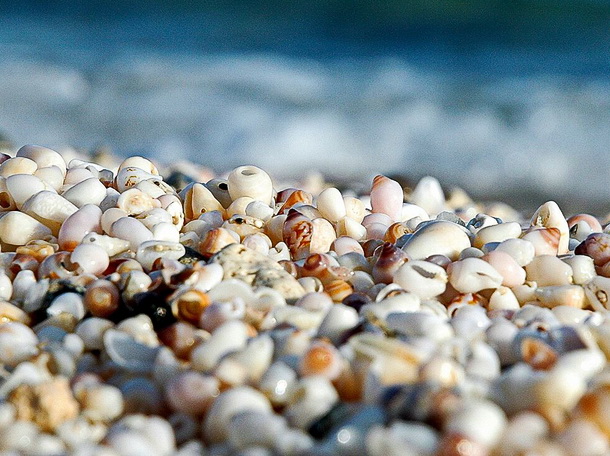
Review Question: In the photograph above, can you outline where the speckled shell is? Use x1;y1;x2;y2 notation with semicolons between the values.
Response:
227;165;274;206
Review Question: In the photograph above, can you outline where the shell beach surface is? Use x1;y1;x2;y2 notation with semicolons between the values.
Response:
1;145;610;455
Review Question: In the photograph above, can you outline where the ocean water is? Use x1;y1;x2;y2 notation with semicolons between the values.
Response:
2;1;610;213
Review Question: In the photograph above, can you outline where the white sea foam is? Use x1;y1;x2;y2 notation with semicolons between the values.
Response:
1;51;610;206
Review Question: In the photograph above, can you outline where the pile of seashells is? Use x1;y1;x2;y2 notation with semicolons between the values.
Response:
2;144;610;455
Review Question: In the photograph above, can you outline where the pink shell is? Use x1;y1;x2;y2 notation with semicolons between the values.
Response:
370;175;403;222
57;204;102;251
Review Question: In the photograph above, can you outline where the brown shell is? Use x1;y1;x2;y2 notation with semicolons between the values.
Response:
283;210;313;261
324;279;354;303
171;289;211;325
198;228;237;258
371;242;409;284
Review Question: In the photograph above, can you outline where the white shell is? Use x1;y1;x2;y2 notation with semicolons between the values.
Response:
47;292;86;320
473;222;522;249
136;240;185;271
445;399;507;447
227;165;274;206
117;188;156;216
410;176;445;216
5;174;47;209
17;145;66;174
71;243;110;275
393;260;448;299
203;386;272;443
563;255;596;285
0;211;52;246
448;257;503;293
0;322;39;367
317;187;346;223
495;238;536;267
103;328;160;373
111;217;154;251
62;177;107;207
34;165;65;192
81;232;131;257
530;200;570;254
21;190;78;234
401;221;471;260
284;376;338;429
190;319;249;372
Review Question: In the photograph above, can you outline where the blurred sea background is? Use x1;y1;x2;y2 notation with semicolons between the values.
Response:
1;0;610;214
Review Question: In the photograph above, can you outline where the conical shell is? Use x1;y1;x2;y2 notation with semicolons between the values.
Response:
370;175;403;222
401;221;471;261
530;201;569;254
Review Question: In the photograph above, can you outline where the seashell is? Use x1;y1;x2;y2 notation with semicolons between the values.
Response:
482;250;526;288
323;279;353;303
331;236;364;256
495;237;536;267
258;361;298;407
191;319;249;372
473;221;522;249
410;176;445;216
419;356;465;387
521;227;561;256
488;286;521;311
77;383;124;422
228;410;287;451
21;191;78;235
62;177;107;207
401;220;471;261
81;232;130;257
116;187;156;216
76;317;114;351
563;255;596;285
466;213;499;234
371;242;409;284
557;418;610;456
400;203;430;223
0;177;15;211
310;217;336;254
278;189;313;214
58;204;102;251
459;246;485;259
366;421;439;456
135;178;169;199
0;322;39;366
0;301;29;325
245;200;274;222
530;201;570;254
317;303;359;344
46;291;86;320
16;145;66;174
203;178;231;207
534;285;586;309
393;260;448;299
115;166;162;193
568;213;602;241
118;156;159;175
535;366;587;414
222;214;264;240
0;156;38;177
70;243;109;275
226;196;255;218
335;216;367;240
6;174;47;210
575;232;610;267
34;165;65;192
63;166;95;186
242;233;272;255
447;257;503;293
198;227;238;258
83;279;120;318
386;311;453;342
584;276;610;312
383;221;410;244
228;165;274;206
182;182;224;221
283;210;313;260
170;288;210;325
136;240;185;271
341;196;365;222
316;187;346;222
285;376;339;430
103;328;160;372
0;211;53;249
525;255;573;287
165;371;219;418
369;175;403;222
203;385;272;443
110;216;154;252
444;400;507;449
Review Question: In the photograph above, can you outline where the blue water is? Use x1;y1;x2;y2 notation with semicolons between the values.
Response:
2;1;610;211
